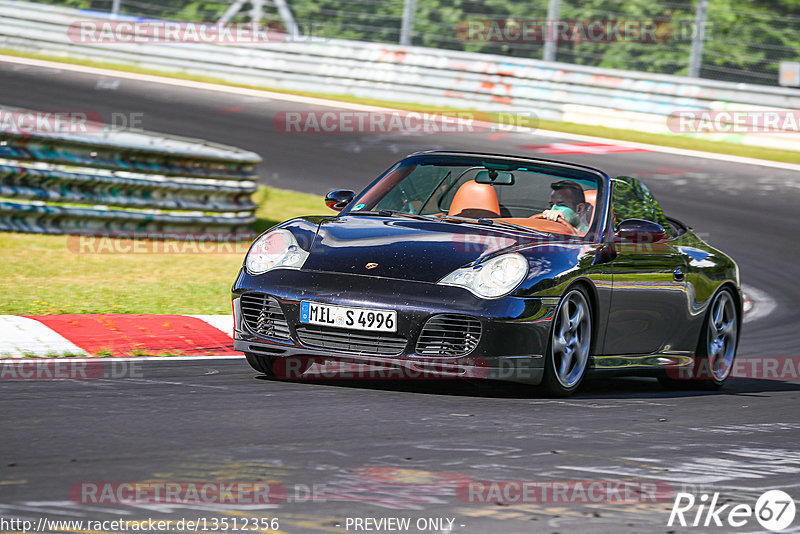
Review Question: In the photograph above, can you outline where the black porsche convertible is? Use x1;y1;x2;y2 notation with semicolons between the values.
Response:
232;151;741;396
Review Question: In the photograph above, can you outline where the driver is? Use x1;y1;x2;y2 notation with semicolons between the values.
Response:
538;180;592;233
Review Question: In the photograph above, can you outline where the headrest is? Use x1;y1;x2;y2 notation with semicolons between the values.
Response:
448;180;500;219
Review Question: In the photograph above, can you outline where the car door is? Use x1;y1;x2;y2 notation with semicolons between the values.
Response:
602;177;689;356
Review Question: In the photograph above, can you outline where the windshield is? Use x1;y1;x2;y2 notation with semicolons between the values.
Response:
346;154;604;237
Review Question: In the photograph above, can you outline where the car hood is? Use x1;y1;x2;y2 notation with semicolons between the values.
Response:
300;215;560;283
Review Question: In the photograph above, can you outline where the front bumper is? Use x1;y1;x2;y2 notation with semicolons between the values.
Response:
232;268;557;384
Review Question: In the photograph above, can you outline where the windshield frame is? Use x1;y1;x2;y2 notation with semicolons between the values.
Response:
341;151;611;242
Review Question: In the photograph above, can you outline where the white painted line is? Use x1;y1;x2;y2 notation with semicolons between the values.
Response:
104;354;244;361
3;54;800;172
0;316;87;357
0;54;389;110
4;503;88;517
190;314;233;338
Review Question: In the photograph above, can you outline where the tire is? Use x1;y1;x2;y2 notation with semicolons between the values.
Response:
659;287;739;390
542;287;593;397
245;353;314;379
245;352;277;377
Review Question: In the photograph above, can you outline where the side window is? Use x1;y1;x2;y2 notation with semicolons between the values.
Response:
611;177;671;234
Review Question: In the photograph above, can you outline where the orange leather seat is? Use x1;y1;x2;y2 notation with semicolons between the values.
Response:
448;180;501;219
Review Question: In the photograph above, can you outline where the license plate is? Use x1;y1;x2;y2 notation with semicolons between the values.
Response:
300;301;397;332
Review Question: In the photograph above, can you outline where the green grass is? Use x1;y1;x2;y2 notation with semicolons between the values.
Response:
15;351;88;358
0;186;326;315
252;186;325;232
2;48;798;164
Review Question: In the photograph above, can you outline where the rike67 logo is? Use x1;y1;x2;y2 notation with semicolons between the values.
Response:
668;490;796;531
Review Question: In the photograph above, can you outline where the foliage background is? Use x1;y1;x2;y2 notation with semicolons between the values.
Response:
33;0;800;85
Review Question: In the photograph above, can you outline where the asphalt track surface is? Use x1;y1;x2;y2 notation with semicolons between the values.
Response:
2;59;800;533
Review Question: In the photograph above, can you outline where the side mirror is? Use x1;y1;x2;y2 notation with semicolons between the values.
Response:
325;190;355;212
615;218;668;244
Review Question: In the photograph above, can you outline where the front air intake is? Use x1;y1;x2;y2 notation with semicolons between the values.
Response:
415;314;482;356
240;293;291;340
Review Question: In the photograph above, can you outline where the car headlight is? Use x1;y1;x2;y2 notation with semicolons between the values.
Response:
245;229;309;274
438;253;528;299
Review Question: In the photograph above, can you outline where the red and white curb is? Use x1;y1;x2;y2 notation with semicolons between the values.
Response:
0;314;234;358
741;284;776;324
519;142;651;155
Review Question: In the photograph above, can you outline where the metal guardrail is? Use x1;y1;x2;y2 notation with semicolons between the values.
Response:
0;1;798;151
0;109;260;237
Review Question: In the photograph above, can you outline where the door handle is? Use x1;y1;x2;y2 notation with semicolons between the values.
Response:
673;267;685;281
